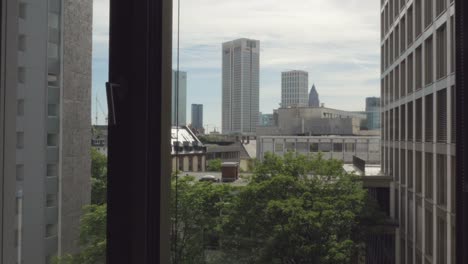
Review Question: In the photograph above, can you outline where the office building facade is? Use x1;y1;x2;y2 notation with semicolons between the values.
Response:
0;0;92;263
366;97;381;130
222;38;260;135
281;70;308;108
191;104;203;131
381;0;456;263
257;135;381;164
308;84;320;107
172;70;187;126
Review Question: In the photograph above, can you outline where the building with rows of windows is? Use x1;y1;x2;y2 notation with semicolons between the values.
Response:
1;0;93;263
256;135;381;164
380;0;456;263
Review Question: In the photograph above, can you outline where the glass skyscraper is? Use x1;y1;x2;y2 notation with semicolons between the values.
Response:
222;38;260;135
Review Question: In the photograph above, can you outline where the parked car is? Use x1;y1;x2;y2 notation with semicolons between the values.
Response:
199;175;217;182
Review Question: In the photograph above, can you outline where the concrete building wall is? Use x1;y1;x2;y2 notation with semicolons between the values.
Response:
60;0;92;255
1;0;20;261
381;0;456;263
1;0;92;262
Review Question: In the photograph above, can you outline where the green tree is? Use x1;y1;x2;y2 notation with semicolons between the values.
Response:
91;148;107;205
53;204;106;264
171;176;234;264
216;152;383;264
170;153;386;264
207;158;222;172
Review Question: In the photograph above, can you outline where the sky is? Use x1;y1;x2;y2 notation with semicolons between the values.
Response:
92;0;381;131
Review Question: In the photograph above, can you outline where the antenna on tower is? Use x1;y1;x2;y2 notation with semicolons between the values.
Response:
96;96;108;126
95;95;98;125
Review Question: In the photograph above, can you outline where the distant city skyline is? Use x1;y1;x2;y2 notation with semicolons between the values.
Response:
91;0;381;131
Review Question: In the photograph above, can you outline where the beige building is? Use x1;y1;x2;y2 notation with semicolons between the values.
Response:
171;126;207;173
257;135;381;164
380;0;456;263
256;106;367;136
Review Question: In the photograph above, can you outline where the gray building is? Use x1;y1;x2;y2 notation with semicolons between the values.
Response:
308;84;320;107
257;135;381;164
0;0;92;263
172;70;187;126
281;70;308;108
256;107;367;136
191;104;203;131
222;38;260;135
365;97;381;130
381;1;456;263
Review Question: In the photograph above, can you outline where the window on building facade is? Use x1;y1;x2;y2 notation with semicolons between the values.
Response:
401;104;406;140
408;102;414;141
401;15;406;53
415;151;422;193
425;152;434;200
437;89;448;143
451;86;456;143
408;150;414;189
408;5;414;45
333;143;343;152
425;35;434;85
401;149;406;185
425;208;433;257
437;23;448;80
416;199;423;250
425;94;434;142
401;60;406;97
395;65;400;100
415;98;422;142
437;215;447;264
436;0;446;17
415;45;423;90
319;142;331;152
451;16;455;73
415;0;422;37
437;154;447;206
424;0;433;28
408;52;414;93
396;107;400;141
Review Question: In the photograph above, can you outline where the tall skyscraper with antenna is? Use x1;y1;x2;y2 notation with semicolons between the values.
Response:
222;38;260;135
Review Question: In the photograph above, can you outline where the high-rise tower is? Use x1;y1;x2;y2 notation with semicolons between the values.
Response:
172;70;187;126
281;70;308;108
222;38;260;135
308;84;320;107
365;97;381;130
191;104;204;132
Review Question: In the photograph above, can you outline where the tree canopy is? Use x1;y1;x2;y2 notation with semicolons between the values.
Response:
171;152;386;264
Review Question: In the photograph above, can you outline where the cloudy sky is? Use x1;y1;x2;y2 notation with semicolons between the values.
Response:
92;0;381;130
